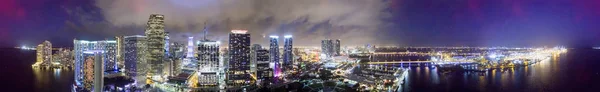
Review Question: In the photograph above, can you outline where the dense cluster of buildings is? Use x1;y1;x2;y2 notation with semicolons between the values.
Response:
32;41;74;69
69;14;304;91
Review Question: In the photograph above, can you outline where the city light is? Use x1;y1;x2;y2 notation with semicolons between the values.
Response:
231;30;248;34
16;10;580;92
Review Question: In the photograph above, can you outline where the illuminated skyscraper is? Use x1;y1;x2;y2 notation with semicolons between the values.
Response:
105;39;118;71
197;40;220;86
227;30;252;86
145;14;166;78
79;50;105;92
321;39;334;59
186;37;194;59
165;32;170;58
283;35;293;66
169;42;185;76
92;51;104;92
334;39;340;56
196;25;220;85
252;45;272;81
269;36;281;77
123;35;147;85
36;41;52;65
250;44;261;75
116;36;125;69
36;44;43;65
184;37;195;68
73;40;116;90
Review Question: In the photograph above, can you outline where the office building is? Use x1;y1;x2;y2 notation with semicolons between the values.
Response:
334;39;340;56
197;40;220;86
169;42;185;76
145;14;167;78
321;39;334;59
269;36;281;77
123;35;147;84
250;44;261;75
255;49;272;81
283;35;293;66
227;30;252;86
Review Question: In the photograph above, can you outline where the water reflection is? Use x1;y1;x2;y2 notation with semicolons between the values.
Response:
402;54;568;92
54;68;61;78
32;68;74;92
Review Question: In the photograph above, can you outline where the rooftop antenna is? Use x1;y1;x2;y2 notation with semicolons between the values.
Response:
203;22;208;40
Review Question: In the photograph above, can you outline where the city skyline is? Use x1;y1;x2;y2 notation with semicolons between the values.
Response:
2;0;599;92
2;0;600;48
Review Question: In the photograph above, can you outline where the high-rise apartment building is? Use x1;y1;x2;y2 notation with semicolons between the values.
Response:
227;30;252;86
36;41;52;65
283;35;293;66
144;14;167;78
123;35;147;85
269;36;281;77
73;40;116;90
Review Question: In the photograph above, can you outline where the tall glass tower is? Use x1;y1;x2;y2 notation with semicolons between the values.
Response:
144;14;166;78
269;36;281;77
283;35;293;66
321;39;333;59
227;30;252;86
123;35;147;86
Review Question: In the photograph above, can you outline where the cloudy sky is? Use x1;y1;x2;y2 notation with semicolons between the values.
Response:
1;0;599;47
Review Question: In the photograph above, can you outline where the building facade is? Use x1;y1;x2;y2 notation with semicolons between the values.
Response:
255;49;272;81
321;39;334;59
197;40;221;86
283;35;293;66
227;30;252;86
269;36;281;77
123;35;147;84
36;41;52;65
169;42;185;76
73;40;116;90
145;14;167;78
334;39;341;56
116;36;125;69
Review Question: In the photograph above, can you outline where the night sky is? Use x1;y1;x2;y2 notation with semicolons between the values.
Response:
1;0;599;47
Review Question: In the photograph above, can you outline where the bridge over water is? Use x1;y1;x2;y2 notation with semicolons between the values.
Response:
366;61;477;67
